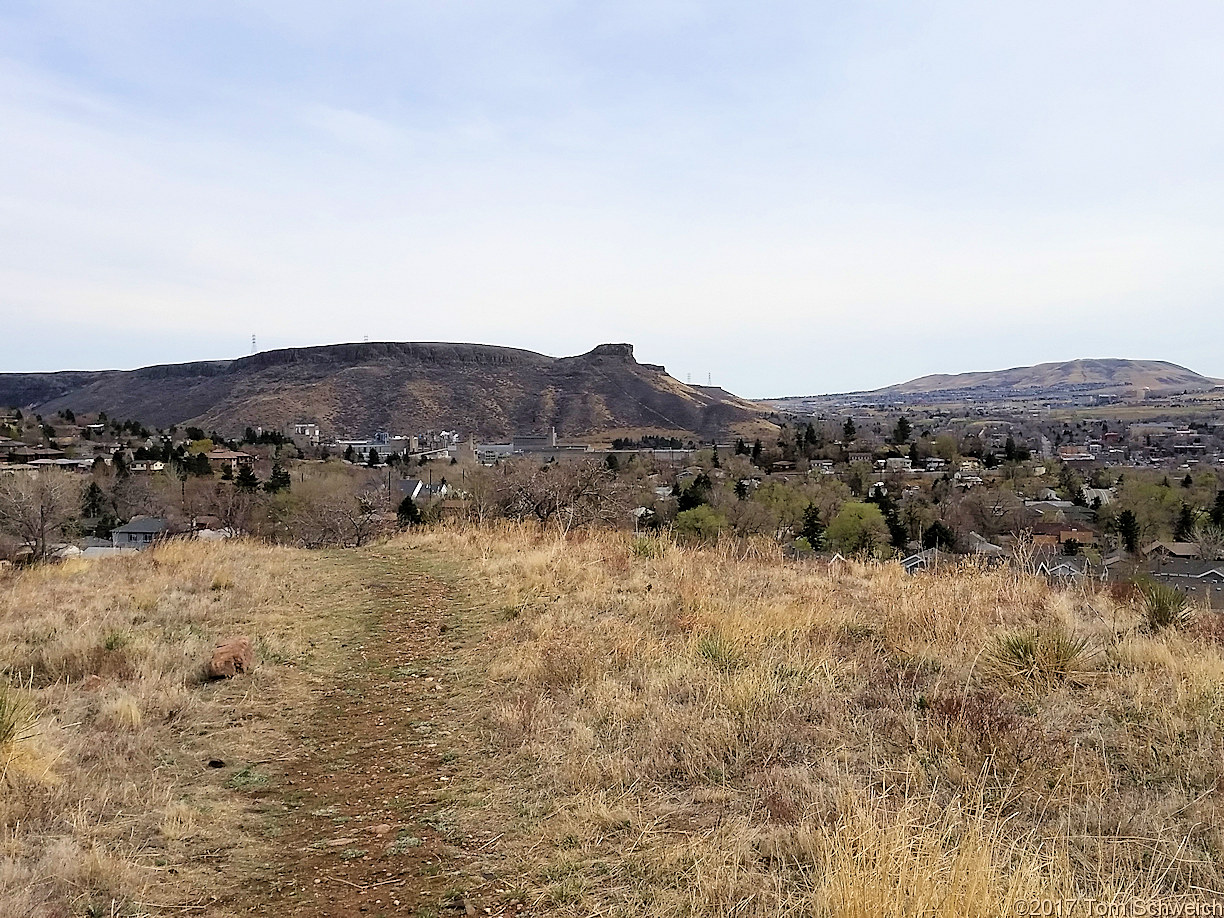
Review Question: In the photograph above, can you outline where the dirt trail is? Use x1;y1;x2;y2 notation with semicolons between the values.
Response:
234;547;517;917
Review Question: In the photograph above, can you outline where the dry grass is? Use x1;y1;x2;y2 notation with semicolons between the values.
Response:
0;539;325;916
400;522;1224;916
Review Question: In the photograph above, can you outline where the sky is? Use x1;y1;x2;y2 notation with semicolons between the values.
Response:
1;2;1222;396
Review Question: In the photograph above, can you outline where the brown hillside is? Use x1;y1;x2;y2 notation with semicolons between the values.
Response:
0;342;770;440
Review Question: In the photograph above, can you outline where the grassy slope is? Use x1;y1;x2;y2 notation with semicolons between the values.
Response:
0;541;375;915
399;525;1224;916
5;528;1224;916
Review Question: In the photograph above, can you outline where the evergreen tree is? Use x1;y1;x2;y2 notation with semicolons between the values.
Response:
892;416;911;444
734;438;747;456
397;495;423;527
1211;491;1224;529
677;473;712;512
908;442;920;465
799;503;824;548
866;486;907;549
1118;509;1140;553
235;465;260;491
82;481;106;518
843;418;856;441
1182;474;1194;488
734;479;749;500
922;521;956;551
751;439;762;464
264;462;291;493
1174;503;1197;541
367;448;380;467
343;444;356;463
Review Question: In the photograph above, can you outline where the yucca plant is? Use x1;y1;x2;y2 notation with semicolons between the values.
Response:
985;629;1094;690
0;683;36;762
1139;582;1193;631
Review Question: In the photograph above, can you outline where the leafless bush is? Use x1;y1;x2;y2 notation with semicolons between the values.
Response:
0;470;82;561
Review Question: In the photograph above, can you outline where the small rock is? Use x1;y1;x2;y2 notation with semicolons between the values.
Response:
369;824;392;835
82;674;104;692
207;637;254;679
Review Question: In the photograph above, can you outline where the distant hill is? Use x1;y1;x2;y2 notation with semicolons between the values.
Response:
766;359;1223;410
0;342;770;441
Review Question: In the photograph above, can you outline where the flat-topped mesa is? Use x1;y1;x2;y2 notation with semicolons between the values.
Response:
585;343;635;359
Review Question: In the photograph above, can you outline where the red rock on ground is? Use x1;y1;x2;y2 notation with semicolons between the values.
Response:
207;637;254;679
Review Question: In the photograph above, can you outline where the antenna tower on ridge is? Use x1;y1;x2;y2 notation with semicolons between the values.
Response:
251;334;256;354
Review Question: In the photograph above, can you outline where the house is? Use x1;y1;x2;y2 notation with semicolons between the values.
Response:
1149;560;1224;608
924;458;948;472
1142;542;1202;561
847;451;874;464
205;449;254;474
900;549;943;574
966;531;1006;557
885;457;912;472
288;423;321;446
395;478;449;503
1059;528;1099;548
110;517;167;550
4;445;66;462
1036;555;1090;582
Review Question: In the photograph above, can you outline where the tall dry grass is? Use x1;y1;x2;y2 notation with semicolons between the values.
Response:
0;539;320;916
401;522;1224;916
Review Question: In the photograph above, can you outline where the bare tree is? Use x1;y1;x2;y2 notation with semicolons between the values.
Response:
0;471;83;561
495;460;638;532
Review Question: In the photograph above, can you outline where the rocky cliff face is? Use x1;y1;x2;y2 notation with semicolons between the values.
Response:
0;342;766;440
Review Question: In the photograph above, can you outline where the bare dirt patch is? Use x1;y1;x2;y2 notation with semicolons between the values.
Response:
233;548;519;918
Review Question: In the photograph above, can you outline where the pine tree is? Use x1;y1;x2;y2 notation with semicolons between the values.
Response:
264;462;292;493
235;465;260;491
397;495;423;527
892;417;911;444
82;481;106;518
799;503;824;548
1174;503;1197;542
1118;510;1140;553
843;418;856;441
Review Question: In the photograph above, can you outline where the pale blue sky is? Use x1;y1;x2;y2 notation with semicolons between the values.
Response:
2;2;1222;395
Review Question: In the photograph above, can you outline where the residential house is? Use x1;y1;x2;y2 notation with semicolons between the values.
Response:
1149;559;1224;608
395;478;448;503
110;517;167;551
1036;555;1090;583
900;549;943;574
1142;542;1202;561
205;449;254;474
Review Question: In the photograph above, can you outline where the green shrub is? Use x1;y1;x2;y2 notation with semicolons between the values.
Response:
695;633;744;672
631;537;666;559
985;629;1094;690
674;506;727;542
1139;582;1193;631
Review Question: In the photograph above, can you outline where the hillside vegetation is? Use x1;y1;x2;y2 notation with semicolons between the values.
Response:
402;524;1224;916
0;541;343;915
3;526;1224;915
767;358;1222;409
0;342;769;441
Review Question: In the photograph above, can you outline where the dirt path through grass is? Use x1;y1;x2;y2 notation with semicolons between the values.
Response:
233;546;515;918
